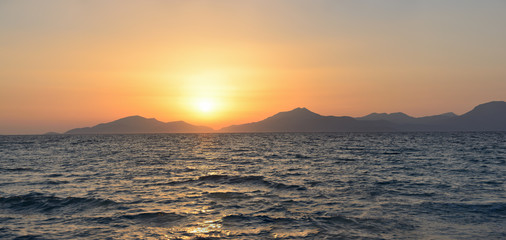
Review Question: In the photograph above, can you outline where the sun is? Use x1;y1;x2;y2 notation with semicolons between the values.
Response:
196;98;215;113
181;71;230;118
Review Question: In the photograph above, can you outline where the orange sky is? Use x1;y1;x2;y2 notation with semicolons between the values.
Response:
1;1;505;134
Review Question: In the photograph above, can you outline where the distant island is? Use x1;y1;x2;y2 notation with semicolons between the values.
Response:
63;101;506;134
65;116;212;134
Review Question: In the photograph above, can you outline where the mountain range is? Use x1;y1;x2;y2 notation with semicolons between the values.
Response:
63;101;506;134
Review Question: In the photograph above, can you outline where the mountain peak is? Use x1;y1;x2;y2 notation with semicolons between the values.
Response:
110;115;159;124
291;107;312;113
461;101;506;118
117;115;147;120
445;101;506;131
275;107;320;118
439;112;457;117
470;101;506;112
358;112;414;123
390;112;411;117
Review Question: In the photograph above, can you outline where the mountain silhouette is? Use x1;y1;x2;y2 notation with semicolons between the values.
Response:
65;116;213;134
221;101;505;132
357;112;457;125
357;112;415;124
219;107;394;132
438;101;506;131
62;101;506;134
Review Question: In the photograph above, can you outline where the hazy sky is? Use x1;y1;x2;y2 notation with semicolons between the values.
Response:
1;0;505;134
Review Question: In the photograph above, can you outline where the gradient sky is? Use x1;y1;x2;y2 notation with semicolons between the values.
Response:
1;0;505;134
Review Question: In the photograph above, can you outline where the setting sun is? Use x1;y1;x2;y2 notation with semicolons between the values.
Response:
197;99;215;113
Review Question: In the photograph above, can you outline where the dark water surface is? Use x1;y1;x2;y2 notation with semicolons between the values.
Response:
0;133;505;239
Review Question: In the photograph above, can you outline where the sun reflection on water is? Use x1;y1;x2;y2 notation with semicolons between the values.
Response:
184;220;228;238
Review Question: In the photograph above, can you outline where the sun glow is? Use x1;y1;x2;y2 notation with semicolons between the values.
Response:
178;70;234;121
197;98;215;113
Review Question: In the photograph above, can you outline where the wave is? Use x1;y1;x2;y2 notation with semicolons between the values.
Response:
294;153;311;159
40;180;70;185
2;233;43;240
264;153;283;159
46;173;64;177
82;211;186;228
205;191;251;200
313;215;417;237
222;214;298;225
121;212;185;227
197;175;306;190
420;201;506;216
0;193;119;214
0;167;36;172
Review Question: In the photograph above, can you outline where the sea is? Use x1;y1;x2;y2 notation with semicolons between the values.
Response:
0;133;505;239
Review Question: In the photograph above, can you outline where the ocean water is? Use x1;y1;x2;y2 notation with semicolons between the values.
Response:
0;133;505;240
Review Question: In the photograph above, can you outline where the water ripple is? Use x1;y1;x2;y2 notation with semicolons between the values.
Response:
0;133;504;239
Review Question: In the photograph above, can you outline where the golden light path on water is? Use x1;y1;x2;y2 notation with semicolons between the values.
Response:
120;136;322;239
